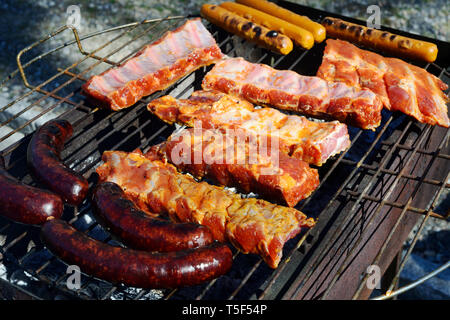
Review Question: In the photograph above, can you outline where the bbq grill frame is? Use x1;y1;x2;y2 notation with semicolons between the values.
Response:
0;1;448;300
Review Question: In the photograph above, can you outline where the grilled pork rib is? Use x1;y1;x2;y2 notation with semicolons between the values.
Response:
317;39;449;127
82;19;223;111
147;128;319;207
147;90;351;166
201;57;383;130
96;150;315;268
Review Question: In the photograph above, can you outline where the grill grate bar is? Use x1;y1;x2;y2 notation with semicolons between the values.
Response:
195;278;219;300
228;260;263;300
319;121;444;299
100;286;118;300
341;159;450;188
374;171;450;299
130;289;147;301
354;164;450;299
57;69;89;82
346;191;447;219
380;142;450;160
263;115;398;299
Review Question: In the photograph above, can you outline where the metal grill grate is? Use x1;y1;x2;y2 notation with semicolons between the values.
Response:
0;2;448;300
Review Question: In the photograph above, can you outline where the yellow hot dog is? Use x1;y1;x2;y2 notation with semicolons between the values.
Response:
220;2;314;50
322;17;438;62
200;4;293;55
236;0;326;43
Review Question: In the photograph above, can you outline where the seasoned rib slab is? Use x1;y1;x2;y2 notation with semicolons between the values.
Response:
82;18;223;111
201;57;383;130
317;39;449;127
147;128;319;207
147;90;350;166
96;150;315;268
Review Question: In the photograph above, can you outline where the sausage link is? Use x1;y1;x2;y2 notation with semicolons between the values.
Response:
220;2;314;49
0;166;63;225
27;119;89;206
92;182;215;252
41;219;233;288
200;4;293;55
236;0;326;43
321;17;438;62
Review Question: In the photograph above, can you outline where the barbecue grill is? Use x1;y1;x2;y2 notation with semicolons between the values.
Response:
0;1;448;300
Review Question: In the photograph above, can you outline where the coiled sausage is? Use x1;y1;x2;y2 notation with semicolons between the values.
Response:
27;119;89;206
92;182;215;252
41;219;233;288
0;166;63;225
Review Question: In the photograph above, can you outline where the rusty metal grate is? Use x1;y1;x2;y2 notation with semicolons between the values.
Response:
0;2;448;300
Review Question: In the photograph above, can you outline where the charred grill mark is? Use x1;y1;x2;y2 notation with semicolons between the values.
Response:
253;26;262;38
229;17;238;26
355;26;364;36
242;22;253;31
398;39;412;48
339;22;347;30
322;18;333;25
390;34;396;41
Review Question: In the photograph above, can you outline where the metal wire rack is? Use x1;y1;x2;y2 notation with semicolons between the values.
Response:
0;1;448;300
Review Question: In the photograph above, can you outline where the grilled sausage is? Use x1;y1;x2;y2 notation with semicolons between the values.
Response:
0;166;63;225
220;2;314;49
27;119;89;206
236;0;326;43
200;4;293;55
41;219;233;288
321;17;438;62
92;182;215;252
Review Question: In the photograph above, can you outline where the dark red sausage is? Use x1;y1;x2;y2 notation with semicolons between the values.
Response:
0;166;63;225
41;219;233;288
92;182;215;252
27;119;89;205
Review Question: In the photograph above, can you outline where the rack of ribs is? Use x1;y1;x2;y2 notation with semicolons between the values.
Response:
147;90;351;166
82;18;224;111
317;39;449;127
147;127;319;207
96;150;315;268
201;57;383;130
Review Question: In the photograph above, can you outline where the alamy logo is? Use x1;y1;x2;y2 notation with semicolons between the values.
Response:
67;5;81;30
367;5;381;29
366;264;381;289
66;265;81;290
